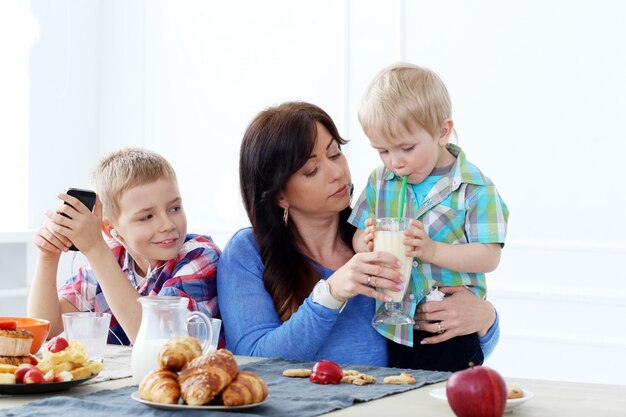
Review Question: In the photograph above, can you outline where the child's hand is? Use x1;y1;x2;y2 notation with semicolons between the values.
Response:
363;218;376;252
34;218;72;258
404;219;436;263
49;193;106;255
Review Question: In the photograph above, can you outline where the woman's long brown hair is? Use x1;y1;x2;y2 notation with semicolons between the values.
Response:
239;102;355;321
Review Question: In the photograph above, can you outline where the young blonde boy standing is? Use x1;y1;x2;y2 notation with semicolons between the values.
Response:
28;148;221;345
349;63;509;371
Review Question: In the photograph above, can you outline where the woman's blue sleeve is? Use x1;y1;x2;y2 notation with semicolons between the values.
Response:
216;229;339;361
478;310;500;359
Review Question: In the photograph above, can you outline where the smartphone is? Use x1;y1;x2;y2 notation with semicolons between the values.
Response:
63;188;97;251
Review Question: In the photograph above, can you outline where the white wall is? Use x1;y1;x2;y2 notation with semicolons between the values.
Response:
4;0;625;385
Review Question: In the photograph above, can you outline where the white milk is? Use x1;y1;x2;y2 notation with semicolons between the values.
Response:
131;338;169;384
374;230;413;302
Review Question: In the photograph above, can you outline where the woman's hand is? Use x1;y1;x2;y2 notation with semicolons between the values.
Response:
415;286;496;345
327;251;406;303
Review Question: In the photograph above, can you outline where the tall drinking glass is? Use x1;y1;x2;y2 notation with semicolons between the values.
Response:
372;217;415;326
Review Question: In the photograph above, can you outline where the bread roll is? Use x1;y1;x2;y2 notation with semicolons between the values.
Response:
178;349;238;406
157;337;202;372
138;369;180;404
222;371;268;406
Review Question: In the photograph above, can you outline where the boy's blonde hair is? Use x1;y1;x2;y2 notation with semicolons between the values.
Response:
91;147;177;221
359;62;452;141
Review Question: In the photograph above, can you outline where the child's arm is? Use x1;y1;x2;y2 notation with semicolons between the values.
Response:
40;193;144;343
55;195;145;343
405;219;501;273
28;220;79;336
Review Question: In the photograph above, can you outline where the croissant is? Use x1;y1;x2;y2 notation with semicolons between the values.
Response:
178;349;238;406
157;337;202;372
222;371;269;406
138;369;180;404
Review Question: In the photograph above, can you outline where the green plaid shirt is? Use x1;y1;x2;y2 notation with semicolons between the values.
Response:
348;144;509;346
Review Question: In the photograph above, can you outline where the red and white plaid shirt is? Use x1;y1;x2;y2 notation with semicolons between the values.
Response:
59;234;221;346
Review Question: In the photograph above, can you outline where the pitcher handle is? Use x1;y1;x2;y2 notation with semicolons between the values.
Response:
185;310;214;354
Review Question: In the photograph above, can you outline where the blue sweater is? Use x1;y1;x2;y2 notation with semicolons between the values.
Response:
216;228;499;366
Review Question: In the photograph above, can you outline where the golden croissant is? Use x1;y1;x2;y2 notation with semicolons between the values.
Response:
178;349;238;406
138;369;180;404
157;337;202;372
222;371;269;406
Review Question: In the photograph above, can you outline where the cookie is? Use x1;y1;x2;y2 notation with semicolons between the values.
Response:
507;387;524;399
282;368;311;377
342;372;377;385
383;372;416;385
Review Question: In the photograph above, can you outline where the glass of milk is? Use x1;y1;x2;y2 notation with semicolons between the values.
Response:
371;217;415;326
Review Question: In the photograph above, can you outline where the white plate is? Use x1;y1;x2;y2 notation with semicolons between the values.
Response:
131;391;269;410
429;387;534;413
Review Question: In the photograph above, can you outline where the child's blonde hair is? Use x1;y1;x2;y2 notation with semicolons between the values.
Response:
359;62;452;141
91;147;177;221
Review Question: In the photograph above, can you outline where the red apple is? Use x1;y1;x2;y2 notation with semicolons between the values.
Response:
28;354;39;365
23;369;45;384
446;364;507;417
309;360;343;384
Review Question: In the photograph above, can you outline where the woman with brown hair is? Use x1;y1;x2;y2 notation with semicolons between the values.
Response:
216;101;499;365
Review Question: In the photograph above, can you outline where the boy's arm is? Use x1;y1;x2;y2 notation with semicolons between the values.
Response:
53;194;144;344
406;219;501;272
429;242;501;273
80;243;144;343
28;218;80;336
28;254;68;337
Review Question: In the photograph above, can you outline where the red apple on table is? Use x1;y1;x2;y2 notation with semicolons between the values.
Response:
309;360;343;385
446;364;507;417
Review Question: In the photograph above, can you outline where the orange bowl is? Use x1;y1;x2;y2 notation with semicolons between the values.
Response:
1;317;51;354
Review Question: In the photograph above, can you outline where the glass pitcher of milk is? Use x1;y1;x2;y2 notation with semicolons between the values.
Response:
131;296;213;384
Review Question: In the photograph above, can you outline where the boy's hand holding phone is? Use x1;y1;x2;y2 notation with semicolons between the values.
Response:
56;188;105;253
34;189;98;256
60;188;97;251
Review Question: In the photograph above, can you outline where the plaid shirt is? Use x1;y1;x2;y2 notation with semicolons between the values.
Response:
348;144;509;346
59;234;221;346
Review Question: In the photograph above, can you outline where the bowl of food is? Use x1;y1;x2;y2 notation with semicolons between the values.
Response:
0;317;51;355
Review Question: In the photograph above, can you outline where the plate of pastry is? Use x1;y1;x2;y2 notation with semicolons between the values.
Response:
133;345;269;410
131;391;269;410
429;387;534;413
